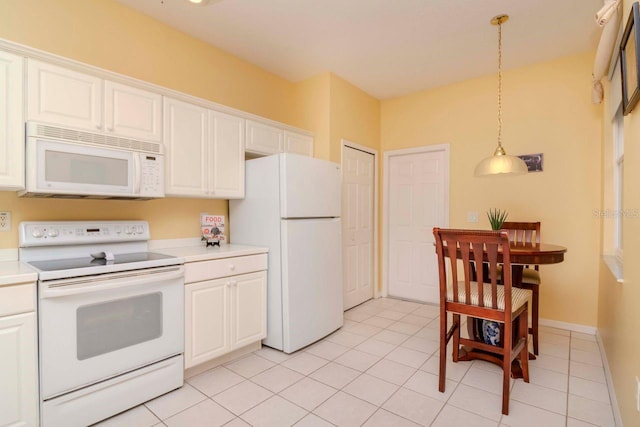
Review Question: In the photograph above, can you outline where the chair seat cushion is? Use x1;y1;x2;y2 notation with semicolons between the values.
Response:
447;281;532;313
496;265;541;285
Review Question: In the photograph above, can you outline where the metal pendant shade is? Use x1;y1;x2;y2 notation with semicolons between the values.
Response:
474;15;528;177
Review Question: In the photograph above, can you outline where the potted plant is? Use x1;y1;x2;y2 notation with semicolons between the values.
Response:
487;208;508;230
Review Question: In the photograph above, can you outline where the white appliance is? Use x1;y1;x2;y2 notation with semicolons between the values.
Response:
19;221;184;427
230;153;343;353
20;122;164;199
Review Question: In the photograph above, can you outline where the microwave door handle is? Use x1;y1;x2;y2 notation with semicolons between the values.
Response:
40;267;184;298
133;153;142;194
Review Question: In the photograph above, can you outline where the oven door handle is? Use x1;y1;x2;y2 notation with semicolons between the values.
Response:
40;266;184;298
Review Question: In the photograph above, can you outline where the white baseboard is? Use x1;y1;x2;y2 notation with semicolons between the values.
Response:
539;318;597;335
596;331;624;427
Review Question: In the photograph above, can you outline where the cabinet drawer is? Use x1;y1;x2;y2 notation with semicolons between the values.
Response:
0;284;35;317
185;254;267;283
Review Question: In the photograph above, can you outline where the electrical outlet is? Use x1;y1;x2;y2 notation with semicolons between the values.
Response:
467;212;479;223
0;211;10;232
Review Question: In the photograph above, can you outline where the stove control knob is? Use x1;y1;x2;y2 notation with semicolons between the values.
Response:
32;228;43;238
47;229;59;238
125;226;133;235
135;225;144;234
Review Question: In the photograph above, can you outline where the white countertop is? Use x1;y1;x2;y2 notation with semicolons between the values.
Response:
154;244;268;263
0;261;39;287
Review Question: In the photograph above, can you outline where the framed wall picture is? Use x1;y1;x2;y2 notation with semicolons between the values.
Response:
621;2;640;115
517;153;544;172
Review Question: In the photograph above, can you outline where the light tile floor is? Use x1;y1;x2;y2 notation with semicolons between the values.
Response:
94;298;617;427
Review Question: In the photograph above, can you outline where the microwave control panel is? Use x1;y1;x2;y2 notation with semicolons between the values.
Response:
139;154;164;197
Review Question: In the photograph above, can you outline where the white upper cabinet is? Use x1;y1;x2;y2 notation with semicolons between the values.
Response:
164;97;209;197
28;59;102;131
0;50;25;190
246;120;313;157
164;97;244;199
284;131;314;157
28;59;162;142
245;120;283;156
210;110;245;199
104;80;162;142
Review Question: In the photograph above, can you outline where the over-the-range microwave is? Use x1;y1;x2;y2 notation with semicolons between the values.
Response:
20;122;164;200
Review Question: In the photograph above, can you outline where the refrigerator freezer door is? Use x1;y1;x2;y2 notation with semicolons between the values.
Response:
280;154;341;219
280;218;343;353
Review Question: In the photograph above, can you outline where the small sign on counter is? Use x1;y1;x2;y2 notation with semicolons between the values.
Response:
201;214;225;247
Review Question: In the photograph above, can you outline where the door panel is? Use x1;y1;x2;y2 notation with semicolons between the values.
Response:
342;147;375;310
387;149;447;303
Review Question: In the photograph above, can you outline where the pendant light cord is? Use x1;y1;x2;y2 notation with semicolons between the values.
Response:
497;21;503;150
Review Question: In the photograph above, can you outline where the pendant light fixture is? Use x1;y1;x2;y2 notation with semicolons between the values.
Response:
474;15;528;177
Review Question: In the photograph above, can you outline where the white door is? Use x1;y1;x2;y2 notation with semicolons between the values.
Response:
342;146;374;310
387;148;448;303
281;218;343;353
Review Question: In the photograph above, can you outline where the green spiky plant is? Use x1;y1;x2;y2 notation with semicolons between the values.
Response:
487;208;508;230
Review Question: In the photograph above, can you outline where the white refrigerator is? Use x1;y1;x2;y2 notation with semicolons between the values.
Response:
230;153;343;353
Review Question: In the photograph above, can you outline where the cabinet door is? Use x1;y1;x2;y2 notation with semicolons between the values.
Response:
284;131;314;157
27;59;102;131
245;120;283;155
185;278;230;369
230;271;267;350
0;51;25;190
105;81;162;142
0;312;38;427
210;110;245;199
164;97;209;197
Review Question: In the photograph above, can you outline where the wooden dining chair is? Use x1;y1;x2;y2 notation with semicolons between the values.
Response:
501;221;542;355
433;228;531;415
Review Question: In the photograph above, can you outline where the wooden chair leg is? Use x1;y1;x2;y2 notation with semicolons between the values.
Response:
439;307;447;393
530;283;539;356
520;307;530;383
502;316;513;416
452;314;460;362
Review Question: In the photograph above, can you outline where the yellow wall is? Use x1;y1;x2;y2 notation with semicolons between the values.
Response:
292;73;332;160
381;51;602;326
597;3;640;424
0;0;303;248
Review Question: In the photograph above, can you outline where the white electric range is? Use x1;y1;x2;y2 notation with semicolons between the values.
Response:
19;221;185;427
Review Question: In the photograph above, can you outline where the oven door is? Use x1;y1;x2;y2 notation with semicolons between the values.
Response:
38;265;184;400
25;137;138;197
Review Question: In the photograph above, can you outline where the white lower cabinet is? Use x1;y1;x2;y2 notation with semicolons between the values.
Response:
184;255;267;369
0;284;38;427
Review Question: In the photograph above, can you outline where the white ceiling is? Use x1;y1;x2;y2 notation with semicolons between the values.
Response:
115;0;605;99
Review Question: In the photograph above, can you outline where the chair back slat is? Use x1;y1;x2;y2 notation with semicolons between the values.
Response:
433;228;512;313
501;221;541;244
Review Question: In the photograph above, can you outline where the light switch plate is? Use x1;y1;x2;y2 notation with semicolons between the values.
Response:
467;212;479;223
0;211;10;232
